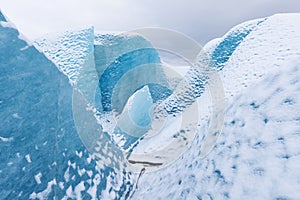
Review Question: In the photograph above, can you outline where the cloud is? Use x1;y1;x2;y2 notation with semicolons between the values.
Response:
1;0;300;44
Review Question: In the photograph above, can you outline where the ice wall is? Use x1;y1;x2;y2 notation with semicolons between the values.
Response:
0;13;134;200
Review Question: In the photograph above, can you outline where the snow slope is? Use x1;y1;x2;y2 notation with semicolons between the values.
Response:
131;14;300;200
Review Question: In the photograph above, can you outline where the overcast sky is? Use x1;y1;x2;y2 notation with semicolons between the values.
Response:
1;0;300;45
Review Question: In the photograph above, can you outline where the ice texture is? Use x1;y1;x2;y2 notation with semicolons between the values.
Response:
1;10;300;200
131;14;300;199
93;33;170;114
35;27;95;84
0;12;134;199
36;31;171;150
117;86;153;137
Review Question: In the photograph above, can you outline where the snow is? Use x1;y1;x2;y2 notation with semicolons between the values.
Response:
29;179;56;200
0;21;15;29
12;113;21;119
66;185;74;198
1;9;300;200
74;181;85;200
75;150;83;158
25;154;32;163
58;182;64;190
34;27;94;84
131;13;300;200
0;136;13;142
34;172;42;184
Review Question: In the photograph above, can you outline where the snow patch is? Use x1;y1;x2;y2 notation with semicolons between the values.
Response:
0;136;13;142
34;172;42;184
25;154;32;163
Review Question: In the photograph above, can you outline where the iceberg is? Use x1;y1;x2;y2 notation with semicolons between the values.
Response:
131;14;300;200
117;85;153;138
36;29;174;151
0;13;134;199
94;33;170;113
1;9;300;200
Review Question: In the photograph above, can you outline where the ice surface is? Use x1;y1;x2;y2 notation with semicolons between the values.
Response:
0;11;6;22
131;14;300;199
0;12;134;199
210;18;266;70
93;33;170;114
35;27;95;84
36;31;171;150
2;10;300;200
117;86;153;138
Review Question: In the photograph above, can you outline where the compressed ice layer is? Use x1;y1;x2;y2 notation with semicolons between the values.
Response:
98;48;160;112
116;86;153;140
94;33;171;114
128;85;153;127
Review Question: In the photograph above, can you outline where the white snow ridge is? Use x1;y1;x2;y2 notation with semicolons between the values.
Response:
131;14;300;200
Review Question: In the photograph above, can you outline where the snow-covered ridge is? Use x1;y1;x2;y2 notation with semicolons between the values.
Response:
132;13;300;199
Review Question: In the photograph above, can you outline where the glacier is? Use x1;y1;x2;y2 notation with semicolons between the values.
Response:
36;29;173;151
131;14;300;199
0;13;135;199
1;10;300;200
